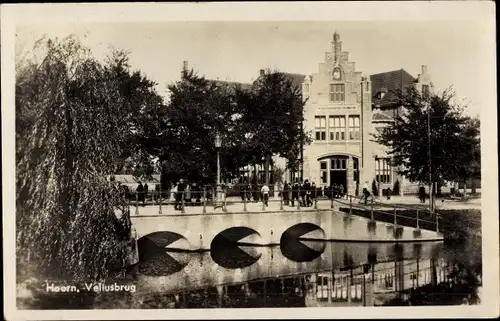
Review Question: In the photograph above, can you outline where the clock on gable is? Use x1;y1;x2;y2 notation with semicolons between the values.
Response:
332;67;341;80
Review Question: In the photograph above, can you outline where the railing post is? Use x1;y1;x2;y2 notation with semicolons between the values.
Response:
416;209;419;229
262;190;266;211
393;206;397;226
370;199;374;220
159;190;162;215
243;190;248;212
314;196;318;210
135;192;139;215
297;186;301;211
202;189;207;214
181;191;185;214
279;188;284;211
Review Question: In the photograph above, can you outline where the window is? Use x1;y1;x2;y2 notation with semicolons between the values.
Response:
330;157;346;170
315;116;326;141
422;84;430;97
348;115;361;140
320;161;328;184
329;116;346;141
375;158;392;183
329;84;345;103
304;83;310;92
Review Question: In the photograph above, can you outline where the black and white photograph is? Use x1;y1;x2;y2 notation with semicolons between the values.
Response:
2;2;498;320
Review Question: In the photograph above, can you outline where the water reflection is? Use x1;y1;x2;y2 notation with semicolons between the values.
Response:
135;241;444;296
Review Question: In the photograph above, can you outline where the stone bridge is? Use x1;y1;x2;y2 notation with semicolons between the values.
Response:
130;206;443;251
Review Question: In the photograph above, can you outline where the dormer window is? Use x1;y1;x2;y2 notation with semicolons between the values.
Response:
377;88;388;99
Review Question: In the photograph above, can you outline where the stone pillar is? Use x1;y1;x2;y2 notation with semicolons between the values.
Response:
347;156;354;196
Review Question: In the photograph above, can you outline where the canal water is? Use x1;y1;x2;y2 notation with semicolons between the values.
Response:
17;235;481;309
123;234;481;309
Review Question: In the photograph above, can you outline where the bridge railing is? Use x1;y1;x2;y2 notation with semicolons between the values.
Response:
124;187;446;232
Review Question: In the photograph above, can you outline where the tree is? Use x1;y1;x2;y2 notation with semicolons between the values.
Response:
103;49;165;179
144;69;247;187
235;69;311;184
374;86;479;207
16;36;135;282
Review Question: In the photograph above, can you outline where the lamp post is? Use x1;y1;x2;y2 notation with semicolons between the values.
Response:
215;133;223;204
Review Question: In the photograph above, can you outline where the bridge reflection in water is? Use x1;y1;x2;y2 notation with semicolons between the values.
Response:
133;240;451;308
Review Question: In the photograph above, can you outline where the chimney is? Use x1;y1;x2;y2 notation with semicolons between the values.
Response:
259;69;265;76
421;65;427;74
183;60;188;71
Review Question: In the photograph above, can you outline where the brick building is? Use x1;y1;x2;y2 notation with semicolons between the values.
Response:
296;32;433;196
181;32;433;195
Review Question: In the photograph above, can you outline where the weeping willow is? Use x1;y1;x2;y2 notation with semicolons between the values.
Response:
16;36;133;283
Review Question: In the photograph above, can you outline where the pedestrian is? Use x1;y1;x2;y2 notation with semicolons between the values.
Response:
283;182;290;205
175;179;186;211
300;181;307;207
311;182;317;205
362;181;370;205
386;187;392;200
261;183;270;207
291;180;299;207
144;183;149;205
136;182;145;206
338;184;345;199
303;179;311;207
419;185;426;204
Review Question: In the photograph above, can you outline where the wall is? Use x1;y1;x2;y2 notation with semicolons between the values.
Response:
131;209;443;251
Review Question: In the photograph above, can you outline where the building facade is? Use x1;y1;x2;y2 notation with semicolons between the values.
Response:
298;32;433;196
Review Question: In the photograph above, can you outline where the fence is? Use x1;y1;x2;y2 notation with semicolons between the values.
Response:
124;186;445;233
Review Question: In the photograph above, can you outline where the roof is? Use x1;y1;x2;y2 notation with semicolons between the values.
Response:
113;174;160;184
370;69;416;107
212;80;253;91
279;72;306;91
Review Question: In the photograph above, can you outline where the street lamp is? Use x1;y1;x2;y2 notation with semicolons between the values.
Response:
215;133;223;203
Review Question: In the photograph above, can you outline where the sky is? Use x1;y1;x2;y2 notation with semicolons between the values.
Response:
15;21;491;117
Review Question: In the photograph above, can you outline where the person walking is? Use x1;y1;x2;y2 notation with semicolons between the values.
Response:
261;183;270;207
175;179;186;211
338;183;345;199
419;185;426;204
143;183;149;205
136;182;145;206
283;182;290;205
291;180;299;207
311;182;317;205
362;181;370;205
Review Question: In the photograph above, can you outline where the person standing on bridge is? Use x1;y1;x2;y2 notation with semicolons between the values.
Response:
136;182;145;206
144;183;149;205
283;182;290;205
175;179;186;211
291;180;299;207
362;181;370;205
261;183;270;207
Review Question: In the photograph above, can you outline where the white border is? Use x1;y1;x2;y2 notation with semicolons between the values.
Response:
2;2;498;320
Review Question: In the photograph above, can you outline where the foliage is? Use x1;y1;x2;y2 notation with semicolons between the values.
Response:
234;69;311;183
16;36;134;282
142;69;247;186
373;87;480;186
